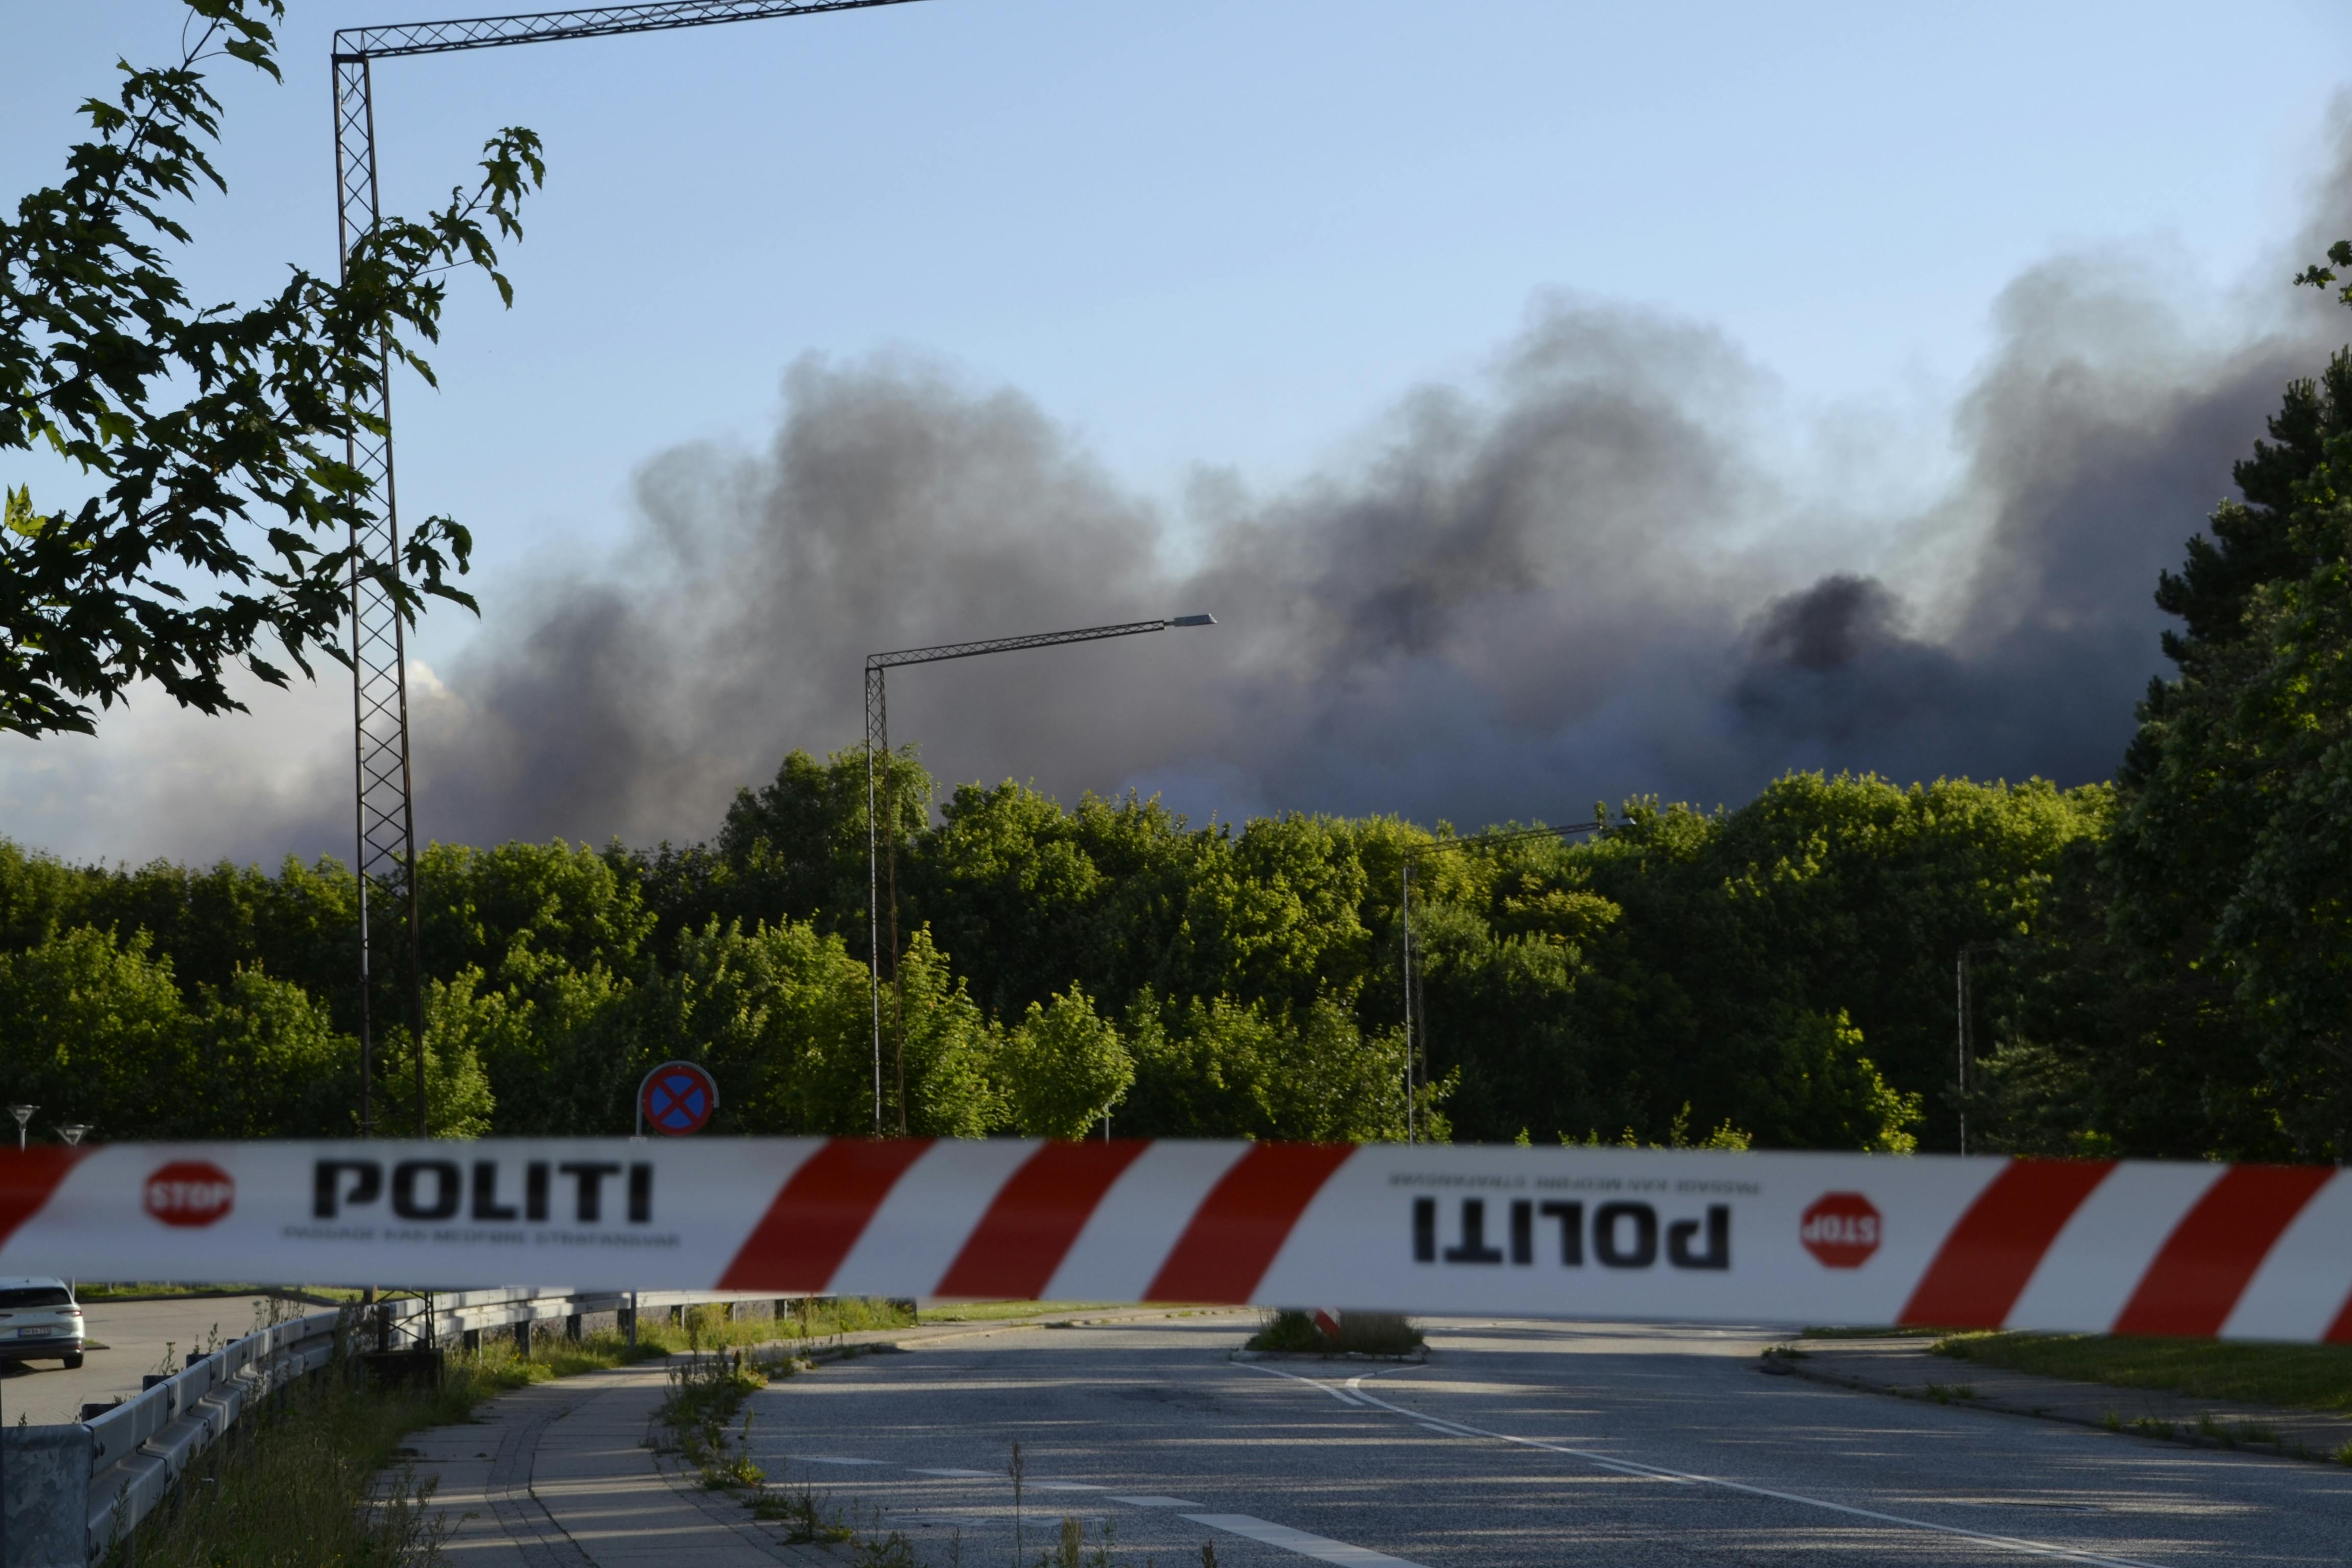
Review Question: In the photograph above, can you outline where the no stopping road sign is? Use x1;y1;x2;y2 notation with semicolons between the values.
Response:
638;1061;719;1136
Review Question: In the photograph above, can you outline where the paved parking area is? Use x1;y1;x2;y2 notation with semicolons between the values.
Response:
0;1294;283;1425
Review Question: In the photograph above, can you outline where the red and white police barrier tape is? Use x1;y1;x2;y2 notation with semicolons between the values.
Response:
12;1140;2351;1341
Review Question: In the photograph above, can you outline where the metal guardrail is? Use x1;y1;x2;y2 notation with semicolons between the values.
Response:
3;1286;777;1567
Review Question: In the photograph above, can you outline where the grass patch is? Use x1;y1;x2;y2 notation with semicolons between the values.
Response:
1933;1332;2352;1413
916;1300;1126;1324
112;1297;924;1568
1246;1310;1424;1357
113;1309;692;1567
72;1283;365;1304
638;1295;915;1353
1921;1382;1977;1404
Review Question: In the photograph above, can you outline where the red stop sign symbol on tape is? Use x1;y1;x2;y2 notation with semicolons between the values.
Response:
1800;1192;1880;1268
145;1161;235;1228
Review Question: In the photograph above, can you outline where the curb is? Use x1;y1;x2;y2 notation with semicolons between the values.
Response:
1761;1350;2351;1468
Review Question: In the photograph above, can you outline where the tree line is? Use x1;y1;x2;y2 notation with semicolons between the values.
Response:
14;318;2352;1158
5;0;2350;1156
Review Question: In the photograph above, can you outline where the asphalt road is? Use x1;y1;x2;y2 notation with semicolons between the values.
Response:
735;1315;2352;1567
0;1294;282;1426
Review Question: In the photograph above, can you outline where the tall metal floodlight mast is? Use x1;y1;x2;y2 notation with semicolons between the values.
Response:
331;1;929;1135
865;616;1217;1135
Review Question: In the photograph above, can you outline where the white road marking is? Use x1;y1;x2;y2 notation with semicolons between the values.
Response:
1028;1481;1106;1491
1107;1495;1207;1508
1334;1371;2167;1568
796;1456;888;1466
1184;1513;1433;1568
910;1467;996;1477
1244;1362;1365;1407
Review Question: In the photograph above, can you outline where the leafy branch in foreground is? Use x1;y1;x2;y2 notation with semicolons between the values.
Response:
0;0;544;737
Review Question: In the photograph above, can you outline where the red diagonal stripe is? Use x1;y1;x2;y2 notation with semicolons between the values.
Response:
2112;1165;2335;1338
1145;1143;1355;1304
0;1149;86;1253
1899;1159;2115;1329
935;1140;1150;1299
717;1139;932;1292
2328;1290;2352;1345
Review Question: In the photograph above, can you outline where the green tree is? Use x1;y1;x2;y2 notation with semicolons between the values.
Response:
2105;261;2352;1157
650;915;876;1134
1;0;543;736
380;1014;496;1140
1123;991;1416;1142
0;924;193;1136
195;967;358;1138
998;986;1132;1139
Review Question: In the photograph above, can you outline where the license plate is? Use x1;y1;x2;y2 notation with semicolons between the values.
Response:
17;1327;51;1338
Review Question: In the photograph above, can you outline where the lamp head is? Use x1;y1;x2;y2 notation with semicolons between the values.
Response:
1168;614;1216;627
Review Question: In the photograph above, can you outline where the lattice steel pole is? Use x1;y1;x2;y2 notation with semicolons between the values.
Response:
330;1;940;1142
334;54;429;1137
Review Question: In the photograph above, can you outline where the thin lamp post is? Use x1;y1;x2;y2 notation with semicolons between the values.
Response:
864;614;1218;1135
1400;820;1602;1143
1955;943;1996;1155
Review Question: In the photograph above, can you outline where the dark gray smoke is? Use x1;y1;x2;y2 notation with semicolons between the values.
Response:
396;243;2338;850
57;122;2345;863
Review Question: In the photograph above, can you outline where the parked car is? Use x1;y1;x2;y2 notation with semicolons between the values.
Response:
0;1278;84;1368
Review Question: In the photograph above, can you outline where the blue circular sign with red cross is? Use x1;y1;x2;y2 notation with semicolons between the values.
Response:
639;1060;719;1136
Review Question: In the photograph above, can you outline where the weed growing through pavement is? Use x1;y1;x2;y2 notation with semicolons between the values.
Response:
654;1346;791;1490
1921;1383;1977;1404
748;1460;855;1544
1030;1514;1117;1568
2194;1411;2281;1449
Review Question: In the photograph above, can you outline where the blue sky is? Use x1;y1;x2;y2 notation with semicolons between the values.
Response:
5;1;2352;861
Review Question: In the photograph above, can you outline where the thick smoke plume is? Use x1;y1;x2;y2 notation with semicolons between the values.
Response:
8;133;2352;862
402;277;2338;850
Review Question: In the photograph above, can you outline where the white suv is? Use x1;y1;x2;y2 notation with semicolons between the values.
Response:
0;1278;84;1369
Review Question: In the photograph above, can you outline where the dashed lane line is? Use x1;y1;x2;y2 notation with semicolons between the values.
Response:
1182;1514;1433;1568
1236;1363;2167;1568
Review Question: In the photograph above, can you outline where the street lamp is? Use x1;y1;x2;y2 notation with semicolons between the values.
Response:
1399;820;1602;1143
7;1106;33;1151
864;614;1218;1134
54;1125;90;1147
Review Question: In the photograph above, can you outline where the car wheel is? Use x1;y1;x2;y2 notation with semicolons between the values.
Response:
61;1353;82;1370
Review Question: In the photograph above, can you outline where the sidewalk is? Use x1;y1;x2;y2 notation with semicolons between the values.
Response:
1768;1335;2352;1465
397;1307;1253;1566
399;1363;843;1567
